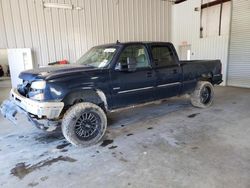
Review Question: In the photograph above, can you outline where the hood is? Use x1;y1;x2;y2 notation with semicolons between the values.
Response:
19;64;98;82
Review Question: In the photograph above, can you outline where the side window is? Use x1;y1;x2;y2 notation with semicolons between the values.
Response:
151;46;175;67
118;45;150;68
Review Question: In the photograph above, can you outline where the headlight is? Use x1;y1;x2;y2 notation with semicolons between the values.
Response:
31;81;46;90
29;80;46;100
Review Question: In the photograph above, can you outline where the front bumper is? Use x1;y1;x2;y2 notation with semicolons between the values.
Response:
1;89;64;123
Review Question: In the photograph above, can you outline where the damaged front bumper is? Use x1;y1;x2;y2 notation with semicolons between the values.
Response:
0;99;21;125
0;89;64;130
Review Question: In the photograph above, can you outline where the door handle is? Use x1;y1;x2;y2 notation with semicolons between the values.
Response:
147;71;153;77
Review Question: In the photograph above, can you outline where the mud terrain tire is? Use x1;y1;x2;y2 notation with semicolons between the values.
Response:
62;102;107;147
191;81;214;108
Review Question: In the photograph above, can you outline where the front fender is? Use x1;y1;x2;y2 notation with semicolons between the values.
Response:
62;89;108;110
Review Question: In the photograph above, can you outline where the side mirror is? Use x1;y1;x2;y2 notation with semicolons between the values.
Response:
115;57;137;72
127;57;137;72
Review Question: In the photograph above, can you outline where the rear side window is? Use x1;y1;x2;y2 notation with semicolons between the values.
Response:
151;46;176;67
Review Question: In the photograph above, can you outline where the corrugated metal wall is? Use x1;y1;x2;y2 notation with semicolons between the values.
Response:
227;0;250;88
0;0;172;66
171;0;230;86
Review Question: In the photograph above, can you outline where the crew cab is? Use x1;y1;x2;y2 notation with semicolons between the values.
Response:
1;42;222;147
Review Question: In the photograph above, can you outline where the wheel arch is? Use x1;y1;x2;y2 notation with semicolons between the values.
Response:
62;89;108;111
198;72;213;83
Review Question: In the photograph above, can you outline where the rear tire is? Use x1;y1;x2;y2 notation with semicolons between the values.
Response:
62;102;107;147
190;81;214;108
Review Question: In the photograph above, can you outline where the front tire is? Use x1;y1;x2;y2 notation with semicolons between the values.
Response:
190;81;214;108
62;102;107;147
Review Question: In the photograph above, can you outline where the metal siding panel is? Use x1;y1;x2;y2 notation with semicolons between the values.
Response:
44;3;56;62
84;0;93;48
227;0;250;88
89;0;96;45
35;0;49;66
0;0;8;48
65;0;76;62
141;0;146;41
57;0;70;62
1;0;171;65
1;0;16;47
78;0;88;52
112;0;119;42
10;0;25;47
26;0;42;67
19;0;33;48
71;0;82;60
50;0;63;60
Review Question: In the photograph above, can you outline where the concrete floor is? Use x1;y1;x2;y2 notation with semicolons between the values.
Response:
0;86;250;188
0;79;11;103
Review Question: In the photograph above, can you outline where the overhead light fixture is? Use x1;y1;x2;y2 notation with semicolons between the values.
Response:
43;3;73;10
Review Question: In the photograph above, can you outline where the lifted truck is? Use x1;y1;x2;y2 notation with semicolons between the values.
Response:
1;42;222;147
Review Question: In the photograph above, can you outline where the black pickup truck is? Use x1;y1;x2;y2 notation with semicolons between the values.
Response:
1;42;222;147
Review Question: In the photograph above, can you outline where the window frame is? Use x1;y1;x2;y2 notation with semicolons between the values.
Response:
150;45;177;68
115;44;152;70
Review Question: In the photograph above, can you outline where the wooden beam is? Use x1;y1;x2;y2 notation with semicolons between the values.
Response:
201;0;231;9
175;0;187;4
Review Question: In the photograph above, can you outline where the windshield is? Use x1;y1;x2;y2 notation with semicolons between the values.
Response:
76;46;117;68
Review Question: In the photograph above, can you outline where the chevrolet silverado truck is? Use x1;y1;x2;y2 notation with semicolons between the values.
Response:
0;42;222;147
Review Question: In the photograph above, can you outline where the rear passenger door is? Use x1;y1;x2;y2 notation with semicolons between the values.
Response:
151;45;182;99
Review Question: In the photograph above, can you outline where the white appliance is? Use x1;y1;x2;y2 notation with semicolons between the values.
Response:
7;48;34;88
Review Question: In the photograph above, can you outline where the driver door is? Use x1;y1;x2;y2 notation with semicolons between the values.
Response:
110;45;157;108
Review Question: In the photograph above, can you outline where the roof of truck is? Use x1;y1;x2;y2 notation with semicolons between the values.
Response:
95;41;172;48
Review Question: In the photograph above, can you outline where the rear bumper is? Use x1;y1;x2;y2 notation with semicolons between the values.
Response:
1;89;64;122
212;74;223;85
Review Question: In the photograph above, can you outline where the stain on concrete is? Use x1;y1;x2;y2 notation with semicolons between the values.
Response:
108;145;118;149
119;157;128;163
214;109;223;113
96;151;100;153
191;146;199;150
28;182;39;187
5;134;16;138
100;139;113;147
187;113;200;118
40;176;48;181
147;127;153;130
39;151;49;157
56;143;70;149
35;132;64;144
11;156;77;179
126;133;133;136
121;125;125;127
